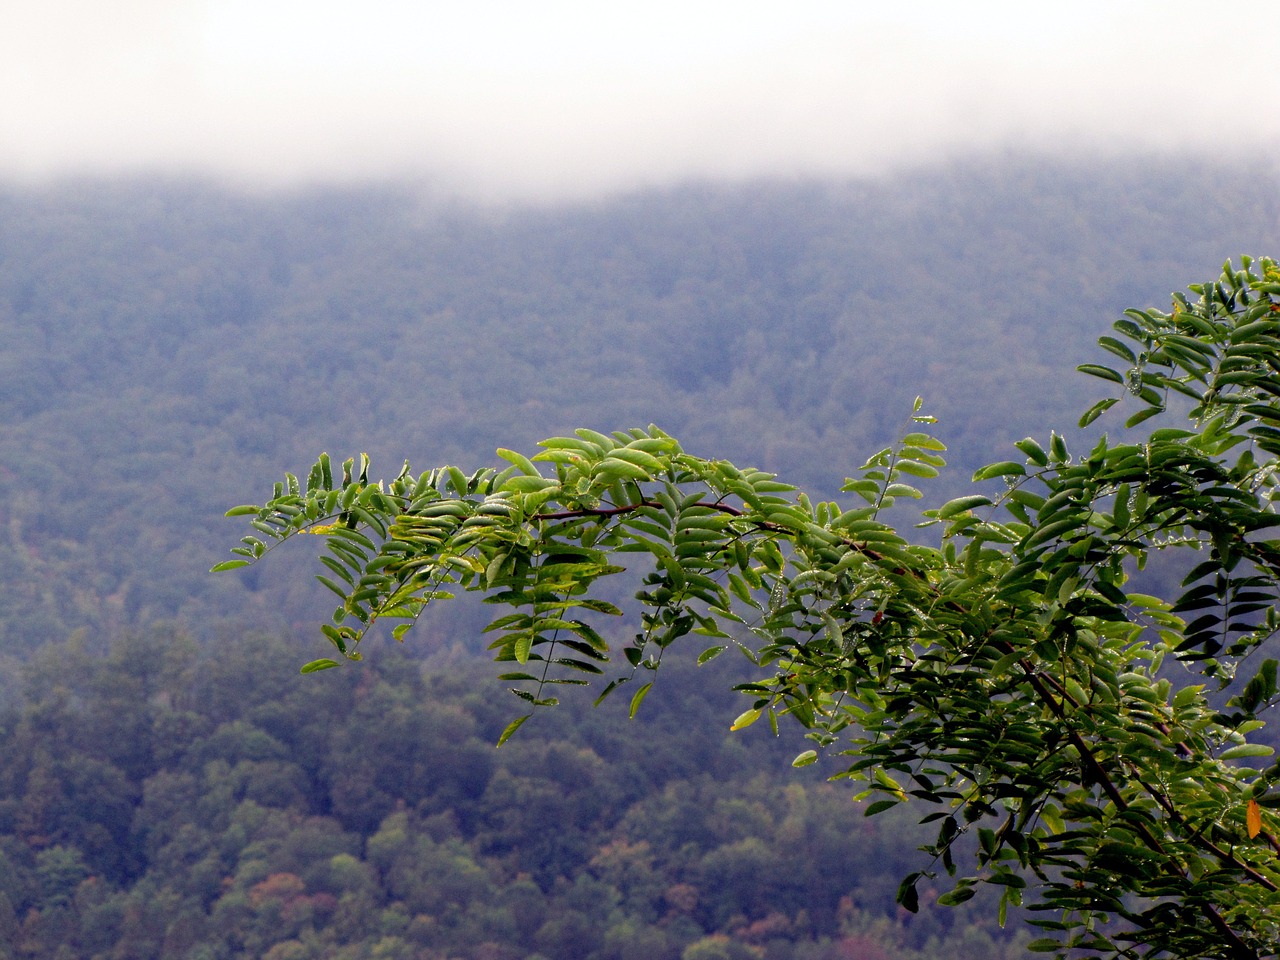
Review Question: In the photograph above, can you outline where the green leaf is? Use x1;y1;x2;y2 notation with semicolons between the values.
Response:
1048;432;1068;462
884;482;922;499
502;475;558;493
480;552;512;588
1220;744;1274;761
1124;406;1165;428
1078;396;1120;427
792;750;818;767
1097;335;1137;363
896;873;921;913
822;610;844;648
985;871;1025;888
752;479;796;493
607;446;665;472
300;658;341;673
1014;438;1048;466
894;460;939;479
514;633;533;664
730;707;761;731
595;457;652;483
972;461;1026;481
1077;363;1124;384
210;559;251;572
316;575;350;600
224;505;261;517
937;495;992;519
1026;938;1066;952
496;447;541;476
902;432;946;450
841;479;880;496
496;714;531;746
446;465;469;495
629;681;654;719
321;624;349;653
936;885;976;906
575;428;618;450
538;436;601;455
864;799;899;817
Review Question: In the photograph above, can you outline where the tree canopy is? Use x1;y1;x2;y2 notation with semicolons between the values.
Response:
223;258;1280;959
7;629;1013;960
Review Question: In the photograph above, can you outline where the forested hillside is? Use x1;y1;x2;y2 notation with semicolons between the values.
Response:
0;630;1035;960
1;156;1276;661
1;155;1278;959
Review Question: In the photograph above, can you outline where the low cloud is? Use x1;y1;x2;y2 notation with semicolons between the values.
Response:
1;1;1275;201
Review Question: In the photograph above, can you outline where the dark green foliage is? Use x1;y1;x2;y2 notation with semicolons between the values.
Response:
0;629;1019;960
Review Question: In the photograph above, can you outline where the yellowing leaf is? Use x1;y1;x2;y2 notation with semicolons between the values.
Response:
1248;798;1262;839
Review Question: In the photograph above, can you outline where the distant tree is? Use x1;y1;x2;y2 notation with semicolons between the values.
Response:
223;258;1280;958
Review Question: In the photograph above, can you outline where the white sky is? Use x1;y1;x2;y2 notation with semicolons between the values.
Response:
0;0;1275;200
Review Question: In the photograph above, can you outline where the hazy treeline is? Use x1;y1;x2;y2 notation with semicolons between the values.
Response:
0;157;1276;659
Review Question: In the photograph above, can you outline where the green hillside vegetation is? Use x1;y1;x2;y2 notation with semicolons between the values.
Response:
0;629;1032;960
0;158;1276;660
0;155;1279;958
